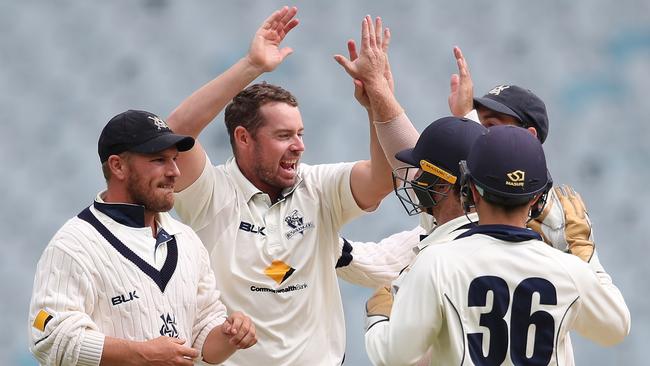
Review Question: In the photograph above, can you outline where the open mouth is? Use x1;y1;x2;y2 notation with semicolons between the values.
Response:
280;159;297;172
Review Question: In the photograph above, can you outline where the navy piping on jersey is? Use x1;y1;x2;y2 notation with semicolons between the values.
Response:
77;206;178;292
454;224;542;242
419;221;476;242
556;296;580;365
335;237;354;268
444;293;466;366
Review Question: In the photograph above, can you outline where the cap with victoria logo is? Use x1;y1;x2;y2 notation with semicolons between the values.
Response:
473;85;549;144
98;110;195;163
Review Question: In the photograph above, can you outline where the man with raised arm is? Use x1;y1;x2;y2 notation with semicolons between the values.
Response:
167;8;395;365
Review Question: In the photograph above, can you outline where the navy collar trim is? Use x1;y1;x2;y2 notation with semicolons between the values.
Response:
454;224;542;242
93;201;146;228
78;206;177;292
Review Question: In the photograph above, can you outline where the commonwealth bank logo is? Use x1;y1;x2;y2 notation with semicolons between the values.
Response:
505;170;525;187
264;260;296;285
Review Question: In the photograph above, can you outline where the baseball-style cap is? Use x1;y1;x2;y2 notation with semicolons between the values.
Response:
396;116;487;184
466;125;550;205
473;85;549;143
98;110;195;163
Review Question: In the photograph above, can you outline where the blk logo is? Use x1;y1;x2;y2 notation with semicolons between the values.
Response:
159;313;179;338
264;260;296;285
111;290;139;306
488;85;510;96
506;170;525;187
239;221;266;236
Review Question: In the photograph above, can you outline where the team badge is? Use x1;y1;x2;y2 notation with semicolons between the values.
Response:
488;85;510;96
284;209;314;239
159;313;179;338
148;115;170;131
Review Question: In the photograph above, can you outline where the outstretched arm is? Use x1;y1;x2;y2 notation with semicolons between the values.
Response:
334;16;400;209
167;6;299;192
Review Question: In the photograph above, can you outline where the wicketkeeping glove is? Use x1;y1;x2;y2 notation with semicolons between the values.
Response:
527;185;595;262
365;286;394;331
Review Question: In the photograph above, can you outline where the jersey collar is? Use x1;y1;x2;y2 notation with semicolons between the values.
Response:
418;212;478;252
455;224;542;242
94;191;182;235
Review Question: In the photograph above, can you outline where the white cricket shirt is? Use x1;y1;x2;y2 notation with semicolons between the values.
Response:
29;198;227;366
174;157;365;366
366;225;630;366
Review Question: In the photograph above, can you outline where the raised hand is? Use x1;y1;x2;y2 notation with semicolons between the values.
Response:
221;311;257;349
334;16;391;93
344;27;394;110
448;46;474;117
246;6;300;73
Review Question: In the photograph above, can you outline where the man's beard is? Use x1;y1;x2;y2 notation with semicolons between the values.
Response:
126;171;174;213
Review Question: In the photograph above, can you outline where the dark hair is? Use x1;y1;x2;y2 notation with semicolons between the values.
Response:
224;82;298;152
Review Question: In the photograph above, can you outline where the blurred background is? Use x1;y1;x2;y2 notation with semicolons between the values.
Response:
2;0;649;364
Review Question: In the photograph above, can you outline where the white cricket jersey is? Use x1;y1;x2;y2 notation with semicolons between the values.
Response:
366;225;630;366
174;157;365;366
28;197;227;366
336;213;478;289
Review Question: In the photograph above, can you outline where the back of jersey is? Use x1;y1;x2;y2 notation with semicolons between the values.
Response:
398;232;628;366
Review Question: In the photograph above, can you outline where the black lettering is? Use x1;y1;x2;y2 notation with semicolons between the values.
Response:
239;221;252;232
111;296;122;306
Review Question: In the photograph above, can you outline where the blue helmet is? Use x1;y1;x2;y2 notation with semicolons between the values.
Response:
459;125;552;216
393;116;487;215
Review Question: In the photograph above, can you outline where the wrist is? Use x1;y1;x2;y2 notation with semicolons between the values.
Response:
240;55;267;77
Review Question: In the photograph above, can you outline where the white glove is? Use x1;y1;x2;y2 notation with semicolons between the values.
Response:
527;185;595;262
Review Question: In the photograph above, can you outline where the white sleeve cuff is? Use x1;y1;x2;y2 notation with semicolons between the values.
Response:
77;330;105;366
365;315;389;332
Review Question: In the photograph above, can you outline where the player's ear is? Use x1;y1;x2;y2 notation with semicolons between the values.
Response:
107;154;128;181
234;126;252;147
527;127;538;139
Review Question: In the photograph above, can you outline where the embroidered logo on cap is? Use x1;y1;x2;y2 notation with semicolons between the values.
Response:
148;115;170;130
488;85;511;96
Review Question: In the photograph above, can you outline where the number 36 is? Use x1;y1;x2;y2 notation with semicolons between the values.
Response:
467;276;557;366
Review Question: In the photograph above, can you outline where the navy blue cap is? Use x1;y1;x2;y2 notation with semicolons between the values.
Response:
473;85;549;144
98;110;195;163
396;116;487;184
466;125;550;203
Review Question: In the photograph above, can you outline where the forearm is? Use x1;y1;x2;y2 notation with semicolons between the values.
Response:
368;110;394;198
100;337;143;366
201;325;237;364
167;56;264;138
374;112;419;169
366;80;403;123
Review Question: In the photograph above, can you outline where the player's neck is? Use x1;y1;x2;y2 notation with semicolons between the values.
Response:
475;203;528;228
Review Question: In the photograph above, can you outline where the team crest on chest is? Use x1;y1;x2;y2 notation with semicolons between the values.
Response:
159;313;178;338
284;209;314;239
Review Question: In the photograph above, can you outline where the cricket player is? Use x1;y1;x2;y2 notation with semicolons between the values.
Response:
167;8;396;365
364;126;630;365
28;110;256;366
